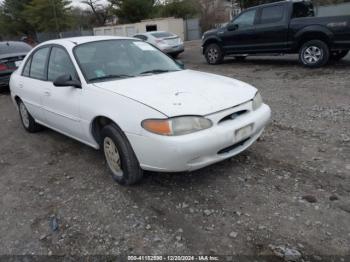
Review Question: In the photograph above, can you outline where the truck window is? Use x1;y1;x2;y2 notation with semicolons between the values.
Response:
292;2;315;18
260;5;284;24
233;10;257;29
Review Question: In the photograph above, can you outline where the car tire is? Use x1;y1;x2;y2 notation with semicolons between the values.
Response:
101;124;143;185
205;43;224;65
18;100;43;133
299;40;330;68
330;50;349;61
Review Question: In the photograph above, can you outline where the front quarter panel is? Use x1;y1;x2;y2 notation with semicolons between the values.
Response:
80;84;167;148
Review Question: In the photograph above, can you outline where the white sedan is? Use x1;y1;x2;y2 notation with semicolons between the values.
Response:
10;36;271;185
133;31;184;58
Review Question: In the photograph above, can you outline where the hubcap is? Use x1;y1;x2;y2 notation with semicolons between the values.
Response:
207;47;219;63
303;46;323;64
19;102;30;128
103;137;123;177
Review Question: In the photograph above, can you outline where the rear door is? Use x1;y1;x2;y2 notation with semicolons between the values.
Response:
16;46;50;122
221;9;258;53
254;3;289;52
42;46;83;139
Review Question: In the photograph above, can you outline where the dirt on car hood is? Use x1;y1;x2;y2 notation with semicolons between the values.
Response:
93;69;257;117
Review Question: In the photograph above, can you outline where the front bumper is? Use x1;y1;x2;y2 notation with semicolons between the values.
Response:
127;103;271;172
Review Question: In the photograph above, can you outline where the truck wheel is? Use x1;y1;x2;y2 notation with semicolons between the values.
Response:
299;40;329;68
330;50;349;61
205;43;224;65
101;124;143;185
18;100;43;133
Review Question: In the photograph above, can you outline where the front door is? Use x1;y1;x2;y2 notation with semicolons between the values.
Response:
42;46;83;139
221;9;258;53
254;3;289;52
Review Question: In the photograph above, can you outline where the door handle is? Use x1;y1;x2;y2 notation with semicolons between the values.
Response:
44;91;51;97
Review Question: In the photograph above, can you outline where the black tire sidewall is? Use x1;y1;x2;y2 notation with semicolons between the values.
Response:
18;101;41;133
299;40;330;68
205;43;224;65
101;124;143;185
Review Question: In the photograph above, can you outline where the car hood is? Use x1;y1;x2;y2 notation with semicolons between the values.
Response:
93;70;257;117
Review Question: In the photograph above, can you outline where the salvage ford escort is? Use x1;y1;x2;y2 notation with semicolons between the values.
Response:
10;36;271;185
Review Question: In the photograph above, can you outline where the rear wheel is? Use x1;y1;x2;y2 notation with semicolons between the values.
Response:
18;100;42;133
299;40;330;68
205;43;224;65
101;124;143;185
330;50;349;61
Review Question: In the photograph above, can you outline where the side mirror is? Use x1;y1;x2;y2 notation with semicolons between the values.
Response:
227;23;239;31
53;74;81;89
175;59;185;69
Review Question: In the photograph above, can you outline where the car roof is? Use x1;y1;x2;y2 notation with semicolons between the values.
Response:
38;36;136;47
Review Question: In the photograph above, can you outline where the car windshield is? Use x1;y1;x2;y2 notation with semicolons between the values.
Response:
0;42;32;55
74;39;182;83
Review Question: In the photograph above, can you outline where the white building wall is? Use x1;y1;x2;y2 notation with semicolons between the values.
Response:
93;18;185;40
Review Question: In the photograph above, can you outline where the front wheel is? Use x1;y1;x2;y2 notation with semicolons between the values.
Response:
205;43;224;65
330;50;349;61
299;40;330;68
101;124;143;185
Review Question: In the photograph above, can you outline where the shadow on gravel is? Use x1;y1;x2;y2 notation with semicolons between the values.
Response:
140;152;250;189
222;56;350;69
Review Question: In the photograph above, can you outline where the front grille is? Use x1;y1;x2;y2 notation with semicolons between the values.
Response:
218;110;248;124
217;137;251;155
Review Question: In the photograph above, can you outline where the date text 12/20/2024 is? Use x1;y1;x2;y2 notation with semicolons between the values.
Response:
128;255;220;261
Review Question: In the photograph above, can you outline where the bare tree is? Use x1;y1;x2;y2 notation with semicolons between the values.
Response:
199;0;227;32
81;0;112;26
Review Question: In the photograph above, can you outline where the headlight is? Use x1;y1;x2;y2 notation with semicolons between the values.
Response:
252;92;263;111
142;116;213;136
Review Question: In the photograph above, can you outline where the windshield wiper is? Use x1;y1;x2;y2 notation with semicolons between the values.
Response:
139;69;178;75
89;74;134;82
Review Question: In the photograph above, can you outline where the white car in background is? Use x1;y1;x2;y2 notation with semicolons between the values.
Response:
10;36;271;185
133;31;184;58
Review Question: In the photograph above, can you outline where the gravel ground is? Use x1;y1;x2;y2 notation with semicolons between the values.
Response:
0;41;349;260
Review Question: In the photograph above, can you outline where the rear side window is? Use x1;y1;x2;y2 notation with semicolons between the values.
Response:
292;2;315;18
22;57;32;77
48;47;77;81
30;47;50;80
260;5;284;24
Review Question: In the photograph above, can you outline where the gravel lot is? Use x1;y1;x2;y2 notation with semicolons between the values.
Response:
0;40;349;260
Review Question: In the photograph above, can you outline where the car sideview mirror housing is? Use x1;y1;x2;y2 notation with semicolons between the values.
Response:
53;74;81;89
175;59;185;69
227;24;238;31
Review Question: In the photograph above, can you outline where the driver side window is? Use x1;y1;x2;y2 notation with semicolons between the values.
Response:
48;47;77;82
233;10;257;29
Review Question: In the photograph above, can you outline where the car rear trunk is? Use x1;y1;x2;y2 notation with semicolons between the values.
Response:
162;36;181;46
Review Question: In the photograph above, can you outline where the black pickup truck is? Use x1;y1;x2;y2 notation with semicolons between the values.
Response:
202;0;350;67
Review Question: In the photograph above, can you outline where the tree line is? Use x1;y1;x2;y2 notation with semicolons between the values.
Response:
1;0;347;39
